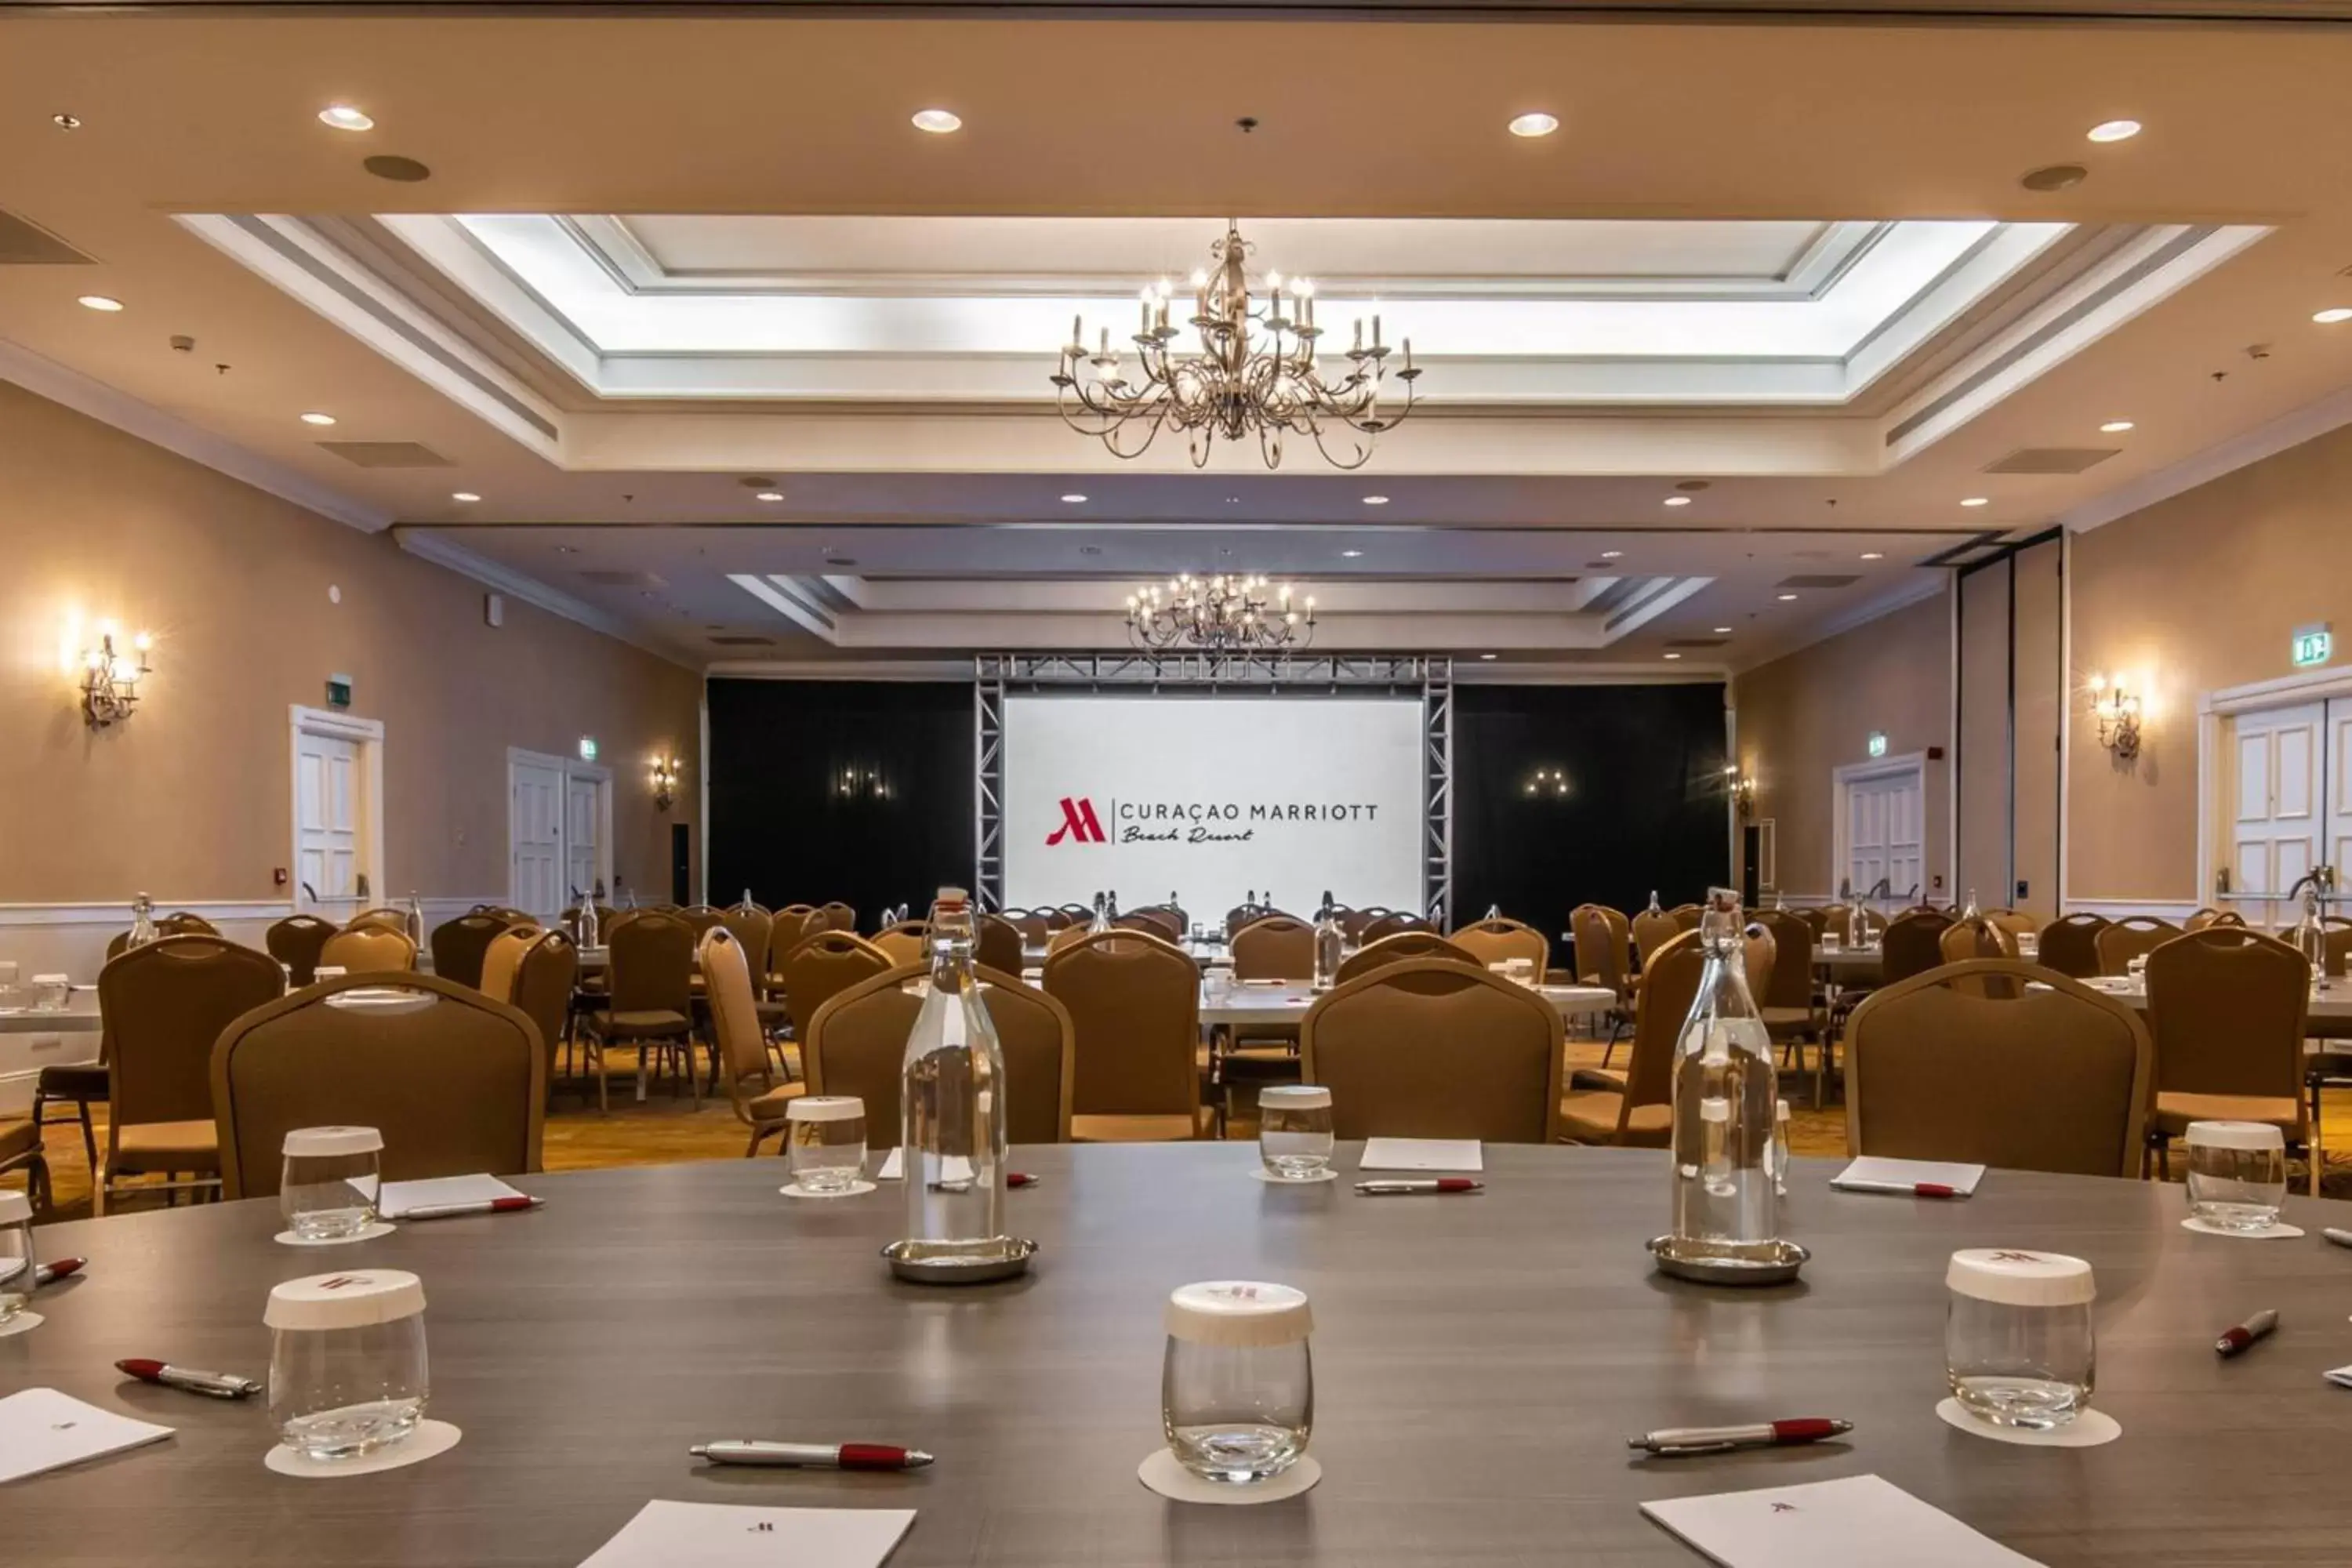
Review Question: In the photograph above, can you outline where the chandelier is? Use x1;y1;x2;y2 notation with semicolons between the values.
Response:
1127;574;1316;654
1053;220;1422;470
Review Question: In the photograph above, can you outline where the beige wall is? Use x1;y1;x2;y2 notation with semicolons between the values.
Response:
0;379;702;908
1956;560;2012;908
1730;585;1953;899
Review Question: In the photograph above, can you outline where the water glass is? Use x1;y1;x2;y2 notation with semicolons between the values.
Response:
1945;1249;2096;1429
1162;1281;1315;1483
0;1190;34;1324
267;1270;430;1460
280;1127;384;1240
0;960;17;1014
1258;1086;1335;1180
787;1096;868;1192
31;975;69;1013
2184;1120;2288;1232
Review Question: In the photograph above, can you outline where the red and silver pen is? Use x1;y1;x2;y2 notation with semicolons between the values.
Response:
2216;1308;2279;1357
33;1256;86;1287
1006;1172;1039;1189
115;1358;262;1400
1355;1178;1483;1195
1834;1179;1963;1200
691;1440;933;1470
1628;1418;1853;1457
399;1195;543;1221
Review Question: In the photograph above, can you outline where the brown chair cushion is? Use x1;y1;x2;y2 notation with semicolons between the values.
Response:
112;1119;220;1172
2153;1091;2303;1138
37;1062;109;1100
1072;1111;1207;1142
746;1083;807;1120
595;1008;692;1038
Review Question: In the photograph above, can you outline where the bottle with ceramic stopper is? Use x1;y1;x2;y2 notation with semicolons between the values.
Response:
1658;888;1784;1272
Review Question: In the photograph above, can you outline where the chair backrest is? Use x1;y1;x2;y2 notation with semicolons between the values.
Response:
1740;920;1777;1005
1796;907;1831;937
1009;911;1052;943
474;905;534;924
805;964;1075;1143
1450;916;1550;977
263;913;337;985
480;926;535;1004
720;905;774;975
873;924;929;967
975;914;1025;975
107;910;221;960
1359;910;1433;945
604;909;695;1014
767;906;819;977
1573;905;1631;996
2323;918;2352;979
2032;912;2107;978
1335;931;1478;985
343;908;409;935
779;931;894;1041
699;928;774;1105
318;926;418;975
1878;909;1954;984
1040;930;1200;1119
1630;908;1682;965
1231;916;1316;981
1937;918;2020;995
1047;922;1094;955
1668;903;1703;931
100;935;284;1130
1335;907;1381;942
1621;930;1706;1121
430;912;516;990
2184;907;2225;931
560;905;617;945
2143;927;2310;1103
1301;958;1564;1144
1752;910;1813;1010
507;929;577;1083
674;906;726;938
212;973;544;1200
817;902;857;932
1116;909;1184;942
1846;960;2152;1178
1986;911;2038;940
2094;916;2180;976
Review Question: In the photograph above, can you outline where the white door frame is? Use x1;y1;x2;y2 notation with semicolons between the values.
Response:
2197;664;2352;913
1832;750;1928;899
289;705;385;909
507;746;613;906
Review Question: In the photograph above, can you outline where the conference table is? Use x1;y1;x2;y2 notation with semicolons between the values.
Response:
2065;974;2352;1023
1199;978;1615;1029
13;1144;2352;1564
0;992;100;1034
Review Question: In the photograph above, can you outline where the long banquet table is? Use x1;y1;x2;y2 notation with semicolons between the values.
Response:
12;1143;2352;1565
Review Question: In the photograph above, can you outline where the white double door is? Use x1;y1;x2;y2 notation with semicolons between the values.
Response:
509;753;609;924
1842;765;1926;902
296;731;365;917
2227;698;2352;923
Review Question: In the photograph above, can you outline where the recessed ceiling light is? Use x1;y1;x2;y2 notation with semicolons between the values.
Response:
1712;626;1733;635
1663;652;1683;661
1340;549;1364;558
2100;419;2135;433
1777;593;1799;602
2314;307;2352;325
556;544;579;554
1362;495;1389;506
1060;493;1088;503
2085;118;2141;143
1860;551;1885;561
51;113;80;131
911;108;962;134
2020;163;2087;192
1479;652;1497;660
1077;544;1102;556
1960;496;1990;507
318;104;375;132
1600;550;1623;560
451;491;480;503
1225;495;1240;504
1508;112;1560;139
1662;495;1693;507
755;491;784;503
361;154;430;183
76;295;123;312
299;412;337;426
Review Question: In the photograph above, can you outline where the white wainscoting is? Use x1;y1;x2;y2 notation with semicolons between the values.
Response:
2060;898;2208;922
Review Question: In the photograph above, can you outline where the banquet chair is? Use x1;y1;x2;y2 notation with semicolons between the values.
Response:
1450;916;1550;978
698;928;802;1155
2034;913;2107;979
2094;916;2180;977
1938;918;2021;997
765;905;819;990
1559;929;1703;1148
1335;931;1478;985
1301;958;1563;1145
1359;911;1434;945
1043;908;1077;931
1337;906;1382;942
1010;910;1053;944
1797;907;1832;938
818;902;857;932
2144;927;2315;1192
96;935;284;1214
2300;922;2352;1149
778;931;894;1047
1042;930;1206;1141
1668;903;1704;931
975;913;1025;975
1046;922;1096;956
873;921;930;966
2184;907;2230;932
431;911;517;991
484;927;578;1101
318;925;418;975
1572;905;1636;1065
0;1116;46;1212
1629;906;1681;967
583;909;699;1111
1752;909;1828;1098
1878;909;1954;985
1845;961;2151;1178
677;906;727;938
720;904;775;980
1231;916;1316;981
264;913;337;986
212;973;543;1201
343;907;410;936
107;910;220;960
805;964;1074;1144
1116;909;1185;942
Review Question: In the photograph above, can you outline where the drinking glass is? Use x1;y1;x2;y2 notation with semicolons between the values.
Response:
279;1127;383;1240
1162;1281;1314;1483
1257;1086;1335;1180
31;975;69;1013
2183;1120;2287;1232
267;1270;430;1460
0;960;17;1014
786;1096;868;1192
1945;1249;2095;1429
0;1190;34;1324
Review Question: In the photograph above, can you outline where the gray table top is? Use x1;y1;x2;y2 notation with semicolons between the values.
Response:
11;1143;2352;1566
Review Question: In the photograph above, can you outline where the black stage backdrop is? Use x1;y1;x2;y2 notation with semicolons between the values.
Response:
707;677;1727;937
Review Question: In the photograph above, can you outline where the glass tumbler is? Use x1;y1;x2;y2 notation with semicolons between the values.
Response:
1258;1086;1335;1180
2184;1120;2288;1232
0;1189;34;1324
266;1269;430;1460
786;1096;868;1192
1161;1281;1315;1483
31;975;69;1013
280;1126;384;1240
1945;1249;2096;1430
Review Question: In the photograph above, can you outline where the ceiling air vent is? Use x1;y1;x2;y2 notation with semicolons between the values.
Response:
708;634;778;648
1983;447;2118;476
1664;638;1728;649
578;569;668;590
315;441;454;469
1775;574;1861;590
0;209;96;266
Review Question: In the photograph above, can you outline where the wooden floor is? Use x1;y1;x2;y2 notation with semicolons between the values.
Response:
19;1038;2352;1222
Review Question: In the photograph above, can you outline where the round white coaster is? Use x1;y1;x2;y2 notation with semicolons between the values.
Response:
779;1179;878;1200
0;1312;44;1338
1137;1448;1321;1504
1934;1399;2121;1448
264;1419;462;1479
1248;1167;1339;1185
2181;1216;2303;1240
274;1221;397;1247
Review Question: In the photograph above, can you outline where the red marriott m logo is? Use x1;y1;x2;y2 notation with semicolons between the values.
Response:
1045;797;1107;845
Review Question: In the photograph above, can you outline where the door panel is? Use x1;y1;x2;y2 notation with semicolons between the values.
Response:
510;761;565;924
2225;700;2326;925
295;732;361;914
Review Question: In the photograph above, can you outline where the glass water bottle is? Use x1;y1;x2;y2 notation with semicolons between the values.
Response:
1312;908;1343;991
2292;885;2328;988
1090;892;1111;934
126;892;158;949
893;887;1021;1278
1663;890;1783;1267
401;892;425;947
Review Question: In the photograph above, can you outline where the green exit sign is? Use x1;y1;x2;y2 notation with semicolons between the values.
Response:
2292;625;2332;668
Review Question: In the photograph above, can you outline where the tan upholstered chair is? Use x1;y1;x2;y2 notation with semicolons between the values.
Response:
779;931;894;1045
805;964;1075;1144
764;905;818;986
2184;907;2228;932
107;910;220;960
1231;916;1316;982
1845;960;2152;1178
817;902;857;932
212;973;543;1201
720;904;775;979
873;922;929;966
342;907;409;936
1335;931;1477;985
1669;903;1703;931
319;925;417;975
975;914;1025;975
96;935;284;1212
1116;909;1185;942
430;911;516;990
0;1115;46;1212
1046;923;1094;956
2145;927;2315;1191
1450;916;1550;977
1630;906;1681;966
699;928;802;1153
2033;913;2107;979
1752;909;1825;1089
1301;958;1564;1145
1572;905;1636;1065
1359;910;1433;945
264;913;337;986
677;906;727;937
1334;907;1379;942
2093;916;2180;977
1560;928;1703;1147
1008;910;1052;945
480;926;536;1005
584;909;699;1110
1042;929;1205;1141
1878;909;1954;985
1938;918;2021;997
484;927;578;1096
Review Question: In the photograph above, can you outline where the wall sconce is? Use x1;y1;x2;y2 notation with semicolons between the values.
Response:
1723;763;1758;818
78;625;153;728
835;766;892;803
1523;767;1570;799
2089;673;2143;760
651;754;681;811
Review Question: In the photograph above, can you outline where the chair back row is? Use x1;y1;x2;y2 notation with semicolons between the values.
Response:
1301;957;1563;1144
802;961;1076;1141
1449;916;1549;976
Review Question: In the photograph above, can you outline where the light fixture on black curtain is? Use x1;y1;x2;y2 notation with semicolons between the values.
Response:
835;765;892;802
1524;767;1570;799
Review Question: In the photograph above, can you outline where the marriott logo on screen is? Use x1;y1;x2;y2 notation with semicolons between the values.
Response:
1044;795;1381;847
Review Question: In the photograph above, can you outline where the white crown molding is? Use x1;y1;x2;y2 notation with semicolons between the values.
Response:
394;529;702;672
0;336;390;534
0;896;507;931
1727;572;1950;677
703;658;1726;685
2061;379;2352;535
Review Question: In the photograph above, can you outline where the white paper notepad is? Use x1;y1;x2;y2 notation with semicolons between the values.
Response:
1642;1475;2043;1567
1360;1138;1483;1173
873;1149;973;1184
1831;1157;1986;1196
578;1501;916;1567
379;1174;528;1218
0;1388;174;1485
